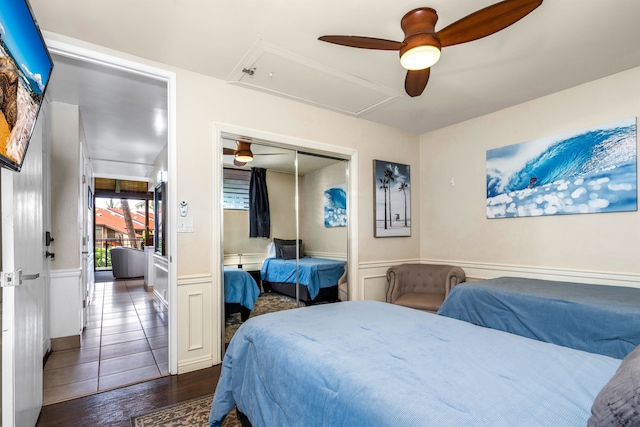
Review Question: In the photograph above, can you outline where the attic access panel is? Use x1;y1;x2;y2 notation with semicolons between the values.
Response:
228;41;401;116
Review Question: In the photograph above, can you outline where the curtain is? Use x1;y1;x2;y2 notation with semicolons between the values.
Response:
249;167;270;238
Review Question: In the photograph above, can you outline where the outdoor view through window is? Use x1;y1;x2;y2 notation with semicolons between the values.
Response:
94;197;154;270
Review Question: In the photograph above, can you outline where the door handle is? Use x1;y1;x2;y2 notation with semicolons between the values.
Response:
22;272;40;281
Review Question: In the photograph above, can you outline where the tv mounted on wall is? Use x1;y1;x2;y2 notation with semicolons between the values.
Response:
0;0;53;172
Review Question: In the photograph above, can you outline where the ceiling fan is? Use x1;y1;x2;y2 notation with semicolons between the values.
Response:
318;0;543;97
223;141;253;166
222;140;288;167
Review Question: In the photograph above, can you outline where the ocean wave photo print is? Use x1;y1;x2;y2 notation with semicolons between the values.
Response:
486;117;637;218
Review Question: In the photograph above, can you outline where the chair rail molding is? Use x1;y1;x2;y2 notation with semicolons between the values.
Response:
423;259;640;288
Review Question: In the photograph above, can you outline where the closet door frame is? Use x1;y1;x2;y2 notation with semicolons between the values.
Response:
213;123;359;361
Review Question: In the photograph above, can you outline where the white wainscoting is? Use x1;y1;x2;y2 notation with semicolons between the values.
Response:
423;259;640;288
177;274;215;374
356;259;420;302
153;255;169;306
49;268;82;339
355;258;640;304
304;251;348;261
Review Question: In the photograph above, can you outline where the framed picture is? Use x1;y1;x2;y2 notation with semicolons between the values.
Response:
486;117;637;218
374;160;411;237
324;184;347;227
154;181;165;256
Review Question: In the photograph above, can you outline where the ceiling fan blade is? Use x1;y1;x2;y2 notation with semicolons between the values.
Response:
233;159;247;167
436;0;543;48
319;35;404;51
222;148;236;155
405;68;430;97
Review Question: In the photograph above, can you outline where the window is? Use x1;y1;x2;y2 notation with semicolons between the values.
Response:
223;168;250;210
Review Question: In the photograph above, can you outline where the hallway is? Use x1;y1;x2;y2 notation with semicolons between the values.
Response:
43;276;168;405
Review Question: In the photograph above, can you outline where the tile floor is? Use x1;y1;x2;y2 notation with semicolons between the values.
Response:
43;277;169;405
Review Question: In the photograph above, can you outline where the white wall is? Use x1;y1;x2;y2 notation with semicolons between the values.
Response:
420;66;640;285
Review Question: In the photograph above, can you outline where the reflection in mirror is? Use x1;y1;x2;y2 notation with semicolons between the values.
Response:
221;135;348;349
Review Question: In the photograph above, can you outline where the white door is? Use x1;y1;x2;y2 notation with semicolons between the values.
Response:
2;117;47;427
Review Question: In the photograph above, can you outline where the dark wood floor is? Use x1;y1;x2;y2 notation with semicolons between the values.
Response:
36;365;221;426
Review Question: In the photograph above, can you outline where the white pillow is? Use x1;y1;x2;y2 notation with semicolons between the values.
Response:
267;242;276;258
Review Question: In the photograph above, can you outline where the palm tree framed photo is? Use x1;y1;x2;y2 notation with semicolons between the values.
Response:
374;160;411;237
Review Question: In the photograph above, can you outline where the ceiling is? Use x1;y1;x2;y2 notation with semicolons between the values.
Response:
31;0;640;175
46;53;168;180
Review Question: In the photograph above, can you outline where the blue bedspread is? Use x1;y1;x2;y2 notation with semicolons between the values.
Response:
438;277;640;359
210;301;620;427
260;257;345;299
224;267;260;311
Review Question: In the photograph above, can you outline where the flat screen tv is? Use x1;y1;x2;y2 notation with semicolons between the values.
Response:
0;0;53;172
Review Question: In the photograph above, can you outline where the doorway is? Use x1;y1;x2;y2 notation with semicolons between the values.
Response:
39;38;177;403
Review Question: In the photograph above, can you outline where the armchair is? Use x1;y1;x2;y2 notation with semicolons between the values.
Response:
386;263;466;313
110;246;145;279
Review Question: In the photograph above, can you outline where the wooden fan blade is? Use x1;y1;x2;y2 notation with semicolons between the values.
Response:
436;0;543;48
319;35;404;51
405;68;430;97
233;159;247;167
222;148;236;155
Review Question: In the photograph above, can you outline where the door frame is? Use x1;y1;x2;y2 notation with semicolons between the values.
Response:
44;35;179;374
212;122;359;362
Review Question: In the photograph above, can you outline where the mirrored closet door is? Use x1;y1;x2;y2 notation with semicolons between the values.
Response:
220;134;348;350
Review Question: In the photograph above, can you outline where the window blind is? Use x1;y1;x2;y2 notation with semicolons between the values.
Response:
223;168;250;210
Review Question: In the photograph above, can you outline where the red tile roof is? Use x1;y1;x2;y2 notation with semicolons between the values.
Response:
95;207;154;235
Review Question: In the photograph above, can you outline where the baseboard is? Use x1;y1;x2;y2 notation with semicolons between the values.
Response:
177;355;213;374
154;290;169;313
51;334;80;351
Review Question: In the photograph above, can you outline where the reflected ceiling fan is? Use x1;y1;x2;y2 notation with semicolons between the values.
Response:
318;0;543;97
222;140;287;167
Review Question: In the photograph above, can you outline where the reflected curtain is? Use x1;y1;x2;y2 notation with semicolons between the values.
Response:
249;167;270;238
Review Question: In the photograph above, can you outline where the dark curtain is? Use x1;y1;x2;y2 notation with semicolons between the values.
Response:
249;167;270;238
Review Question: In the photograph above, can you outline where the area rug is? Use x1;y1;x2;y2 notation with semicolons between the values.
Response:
130;395;241;427
225;292;299;343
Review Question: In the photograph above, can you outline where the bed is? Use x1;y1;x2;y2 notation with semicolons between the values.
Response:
260;257;345;305
209;301;635;427
437;276;640;359
224;266;261;322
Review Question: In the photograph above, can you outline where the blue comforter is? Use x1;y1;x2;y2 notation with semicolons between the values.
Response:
224;267;260;311
438;277;640;359
210;301;620;427
260;257;345;299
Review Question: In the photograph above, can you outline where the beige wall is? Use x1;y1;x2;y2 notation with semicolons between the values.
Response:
50;101;80;270
42;31;416;372
223;170;296;257
420;66;640;277
175;69;420;277
299;161;348;255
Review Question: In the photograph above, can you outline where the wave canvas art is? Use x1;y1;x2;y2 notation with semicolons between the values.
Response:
324;184;347;227
486;118;637;218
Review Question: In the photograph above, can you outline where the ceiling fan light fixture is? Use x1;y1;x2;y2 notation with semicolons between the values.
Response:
235;150;253;163
400;45;441;70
